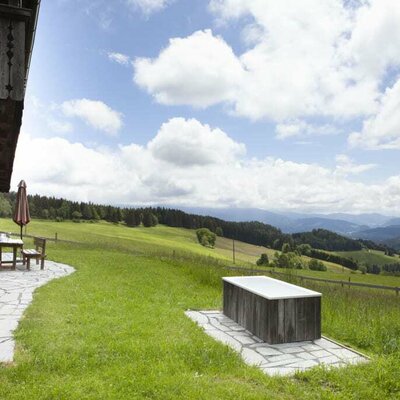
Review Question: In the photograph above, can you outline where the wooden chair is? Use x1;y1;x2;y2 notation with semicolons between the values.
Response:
22;237;46;270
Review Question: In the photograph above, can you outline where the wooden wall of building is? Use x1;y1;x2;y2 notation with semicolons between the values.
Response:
223;280;321;344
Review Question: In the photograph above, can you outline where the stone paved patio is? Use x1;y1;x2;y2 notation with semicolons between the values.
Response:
0;254;75;363
186;310;368;376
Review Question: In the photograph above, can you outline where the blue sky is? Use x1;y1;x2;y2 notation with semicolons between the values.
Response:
12;0;400;214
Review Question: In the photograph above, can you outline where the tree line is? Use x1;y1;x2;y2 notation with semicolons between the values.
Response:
0;193;391;255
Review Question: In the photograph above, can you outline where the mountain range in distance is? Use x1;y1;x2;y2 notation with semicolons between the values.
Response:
179;207;400;249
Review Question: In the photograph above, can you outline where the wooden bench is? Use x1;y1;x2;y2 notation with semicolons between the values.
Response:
22;237;46;270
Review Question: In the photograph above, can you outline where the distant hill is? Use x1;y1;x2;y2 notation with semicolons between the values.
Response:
354;225;400;244
180;207;294;232
318;213;393;227
284;217;367;235
180;207;379;235
383;218;400;227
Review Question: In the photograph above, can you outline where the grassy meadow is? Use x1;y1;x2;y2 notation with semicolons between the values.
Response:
335;249;400;267
0;219;399;399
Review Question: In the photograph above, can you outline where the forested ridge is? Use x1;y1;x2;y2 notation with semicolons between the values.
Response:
0;193;390;254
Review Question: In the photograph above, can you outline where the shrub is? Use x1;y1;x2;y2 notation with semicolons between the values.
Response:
196;228;216;248
359;265;367;275
308;259;327;271
256;253;269;266
274;252;305;269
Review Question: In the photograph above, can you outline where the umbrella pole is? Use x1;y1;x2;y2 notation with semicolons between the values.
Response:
20;225;23;240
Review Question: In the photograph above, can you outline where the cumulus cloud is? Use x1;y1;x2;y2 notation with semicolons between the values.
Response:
133;1;400;127
335;154;377;176
108;52;131;65
134;30;244;107
148;117;245;166
348;78;400;149
11;120;400;214
126;0;172;15
61;99;123;136
276;121;340;140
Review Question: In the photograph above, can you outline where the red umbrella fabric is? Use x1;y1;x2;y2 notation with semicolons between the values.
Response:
13;180;31;239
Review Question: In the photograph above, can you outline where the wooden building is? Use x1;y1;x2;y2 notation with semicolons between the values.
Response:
0;0;40;192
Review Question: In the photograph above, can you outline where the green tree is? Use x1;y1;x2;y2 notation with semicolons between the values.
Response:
82;204;93;220
196;228;216;248
256;253;269;266
72;211;82;221
282;243;291;253
215;227;223;237
308;259;327;271
125;209;138;227
0;195;12;217
41;209;50;219
91;207;100;221
143;211;156;227
297;244;312;256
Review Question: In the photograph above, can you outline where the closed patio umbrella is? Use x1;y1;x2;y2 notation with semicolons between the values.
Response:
13;180;31;239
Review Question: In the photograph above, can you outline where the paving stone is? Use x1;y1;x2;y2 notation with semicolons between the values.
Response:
255;347;283;357
185;310;368;376
287;359;319;369
267;354;296;363
234;335;255;345
314;338;341;349
230;325;245;331
297;351;317;360
302;344;322;351
281;346;305;354
318;355;341;365
0;340;14;363
263;357;299;368
241;348;266;366
328;348;360;360
310;350;332;358
210;321;231;332
0;258;75;363
184;311;208;325
206;329;242;352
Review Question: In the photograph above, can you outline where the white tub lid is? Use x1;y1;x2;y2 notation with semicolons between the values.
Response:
223;276;321;300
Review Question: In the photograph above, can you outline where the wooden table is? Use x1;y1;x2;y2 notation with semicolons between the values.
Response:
223;276;321;344
0;238;24;270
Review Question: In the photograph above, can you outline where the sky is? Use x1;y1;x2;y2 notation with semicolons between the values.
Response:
11;0;400;215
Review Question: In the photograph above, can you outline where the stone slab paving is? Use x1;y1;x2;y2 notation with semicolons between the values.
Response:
186;310;368;376
0;254;75;363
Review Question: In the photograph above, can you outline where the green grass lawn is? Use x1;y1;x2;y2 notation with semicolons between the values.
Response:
0;219;400;399
335;249;400;267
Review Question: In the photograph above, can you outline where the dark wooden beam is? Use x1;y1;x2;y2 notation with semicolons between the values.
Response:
0;0;39;192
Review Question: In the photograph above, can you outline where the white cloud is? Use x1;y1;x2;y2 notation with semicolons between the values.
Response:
126;0;172;15
349;78;400;149
47;119;74;134
276;121;340;140
148;117;245;166
11;120;400;215
344;0;400;80
133;1;400;125
335;154;376;176
134;30;244;107
61;99;123;136
108;52;131;65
